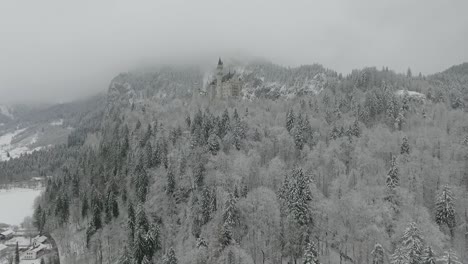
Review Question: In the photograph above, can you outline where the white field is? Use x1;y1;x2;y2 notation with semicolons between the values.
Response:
0;188;42;225
0;129;42;161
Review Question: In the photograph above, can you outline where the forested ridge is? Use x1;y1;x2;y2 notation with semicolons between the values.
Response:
3;61;468;263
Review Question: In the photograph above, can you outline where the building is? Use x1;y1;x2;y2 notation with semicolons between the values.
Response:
207;58;243;100
23;244;46;260
0;229;14;240
32;235;47;247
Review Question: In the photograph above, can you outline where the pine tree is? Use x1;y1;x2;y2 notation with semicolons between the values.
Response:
401;222;424;264
134;163;149;203
390;247;408;264
279;168;312;226
201;187;212;224
435;185;456;235
351;119;361;138
220;109;230;138
163;247;178;264
33;204;46;235
166;166;176;195
220;192;238;247
386;156;399;189
292;125;305;150
194;161;205;189
81;195;89;219
371;243;384;264
401;136;410;155
40;258;46;264
119;246;132;264
208;133;220;155
127;201;136;248
145;142;153;168
438;249;462;264
303;241;320;264
14;242;19;264
133;227;147;264
422;246;437;264
286;109;295;133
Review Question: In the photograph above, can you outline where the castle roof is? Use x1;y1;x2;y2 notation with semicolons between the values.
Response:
218;58;223;66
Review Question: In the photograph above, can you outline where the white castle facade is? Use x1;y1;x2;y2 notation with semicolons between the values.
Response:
206;58;242;100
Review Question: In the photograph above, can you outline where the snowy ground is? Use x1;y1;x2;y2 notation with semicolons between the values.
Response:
0;188;43;225
0;129;43;161
50;119;63;126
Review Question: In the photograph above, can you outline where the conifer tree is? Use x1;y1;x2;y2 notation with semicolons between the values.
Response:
166;166;176;195
201;187;212;224
435;185;456;236
220;192;238;247
401;222;424;264
422;246;437;264
135;163;149;203
220;109;230;138
371;243;384;264
303;241;320;264
208;133;220;155
81;195;89;219
127;201;136;248
401;136;410;155
286;109;295;133
386;156;399;190
163;247;178;264
438;249;462;264
390;247;408;264
14;242;19;264
145;142;153;168
279;168;312;226
194;161;205;189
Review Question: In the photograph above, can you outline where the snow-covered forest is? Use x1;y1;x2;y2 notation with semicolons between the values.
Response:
2;61;468;264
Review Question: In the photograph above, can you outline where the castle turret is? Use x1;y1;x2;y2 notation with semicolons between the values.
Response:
216;58;223;98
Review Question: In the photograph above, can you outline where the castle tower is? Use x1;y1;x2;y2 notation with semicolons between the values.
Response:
216;58;223;99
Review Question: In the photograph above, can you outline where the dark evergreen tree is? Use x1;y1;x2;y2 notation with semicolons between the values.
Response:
134;163;149;203
422;246;437;264
435;185;456;236
401;222;424;264
303;241;320;264
166;166;176;195
286;108;295;133
279;168;313;226
208;133;220;155
371;243;384;264
401;136;410;155
163;247;178;264
386;155;399;189
15;242;19;264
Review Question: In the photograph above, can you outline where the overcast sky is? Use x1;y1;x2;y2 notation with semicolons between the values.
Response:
1;0;467;104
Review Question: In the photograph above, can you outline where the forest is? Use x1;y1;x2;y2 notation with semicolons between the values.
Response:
2;61;468;264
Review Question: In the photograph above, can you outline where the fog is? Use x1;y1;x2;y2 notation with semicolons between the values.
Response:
1;0;467;104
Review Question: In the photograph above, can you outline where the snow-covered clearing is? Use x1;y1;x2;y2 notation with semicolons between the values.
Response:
0;188;43;225
50;119;63;126
0;105;13;119
0;129;40;161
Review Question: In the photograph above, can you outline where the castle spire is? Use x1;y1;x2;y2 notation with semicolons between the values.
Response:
218;57;223;66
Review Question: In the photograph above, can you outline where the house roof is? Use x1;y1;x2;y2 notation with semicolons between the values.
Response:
29;244;46;253
0;244;8;251
33;235;47;243
0;229;14;236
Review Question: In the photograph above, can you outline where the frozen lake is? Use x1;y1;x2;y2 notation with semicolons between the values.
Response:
0;188;43;225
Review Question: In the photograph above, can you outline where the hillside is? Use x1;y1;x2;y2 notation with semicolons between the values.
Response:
2;60;468;264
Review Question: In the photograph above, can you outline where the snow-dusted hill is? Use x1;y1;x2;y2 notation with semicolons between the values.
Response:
107;60;339;103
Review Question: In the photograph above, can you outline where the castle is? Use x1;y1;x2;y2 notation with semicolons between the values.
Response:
207;58;242;100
